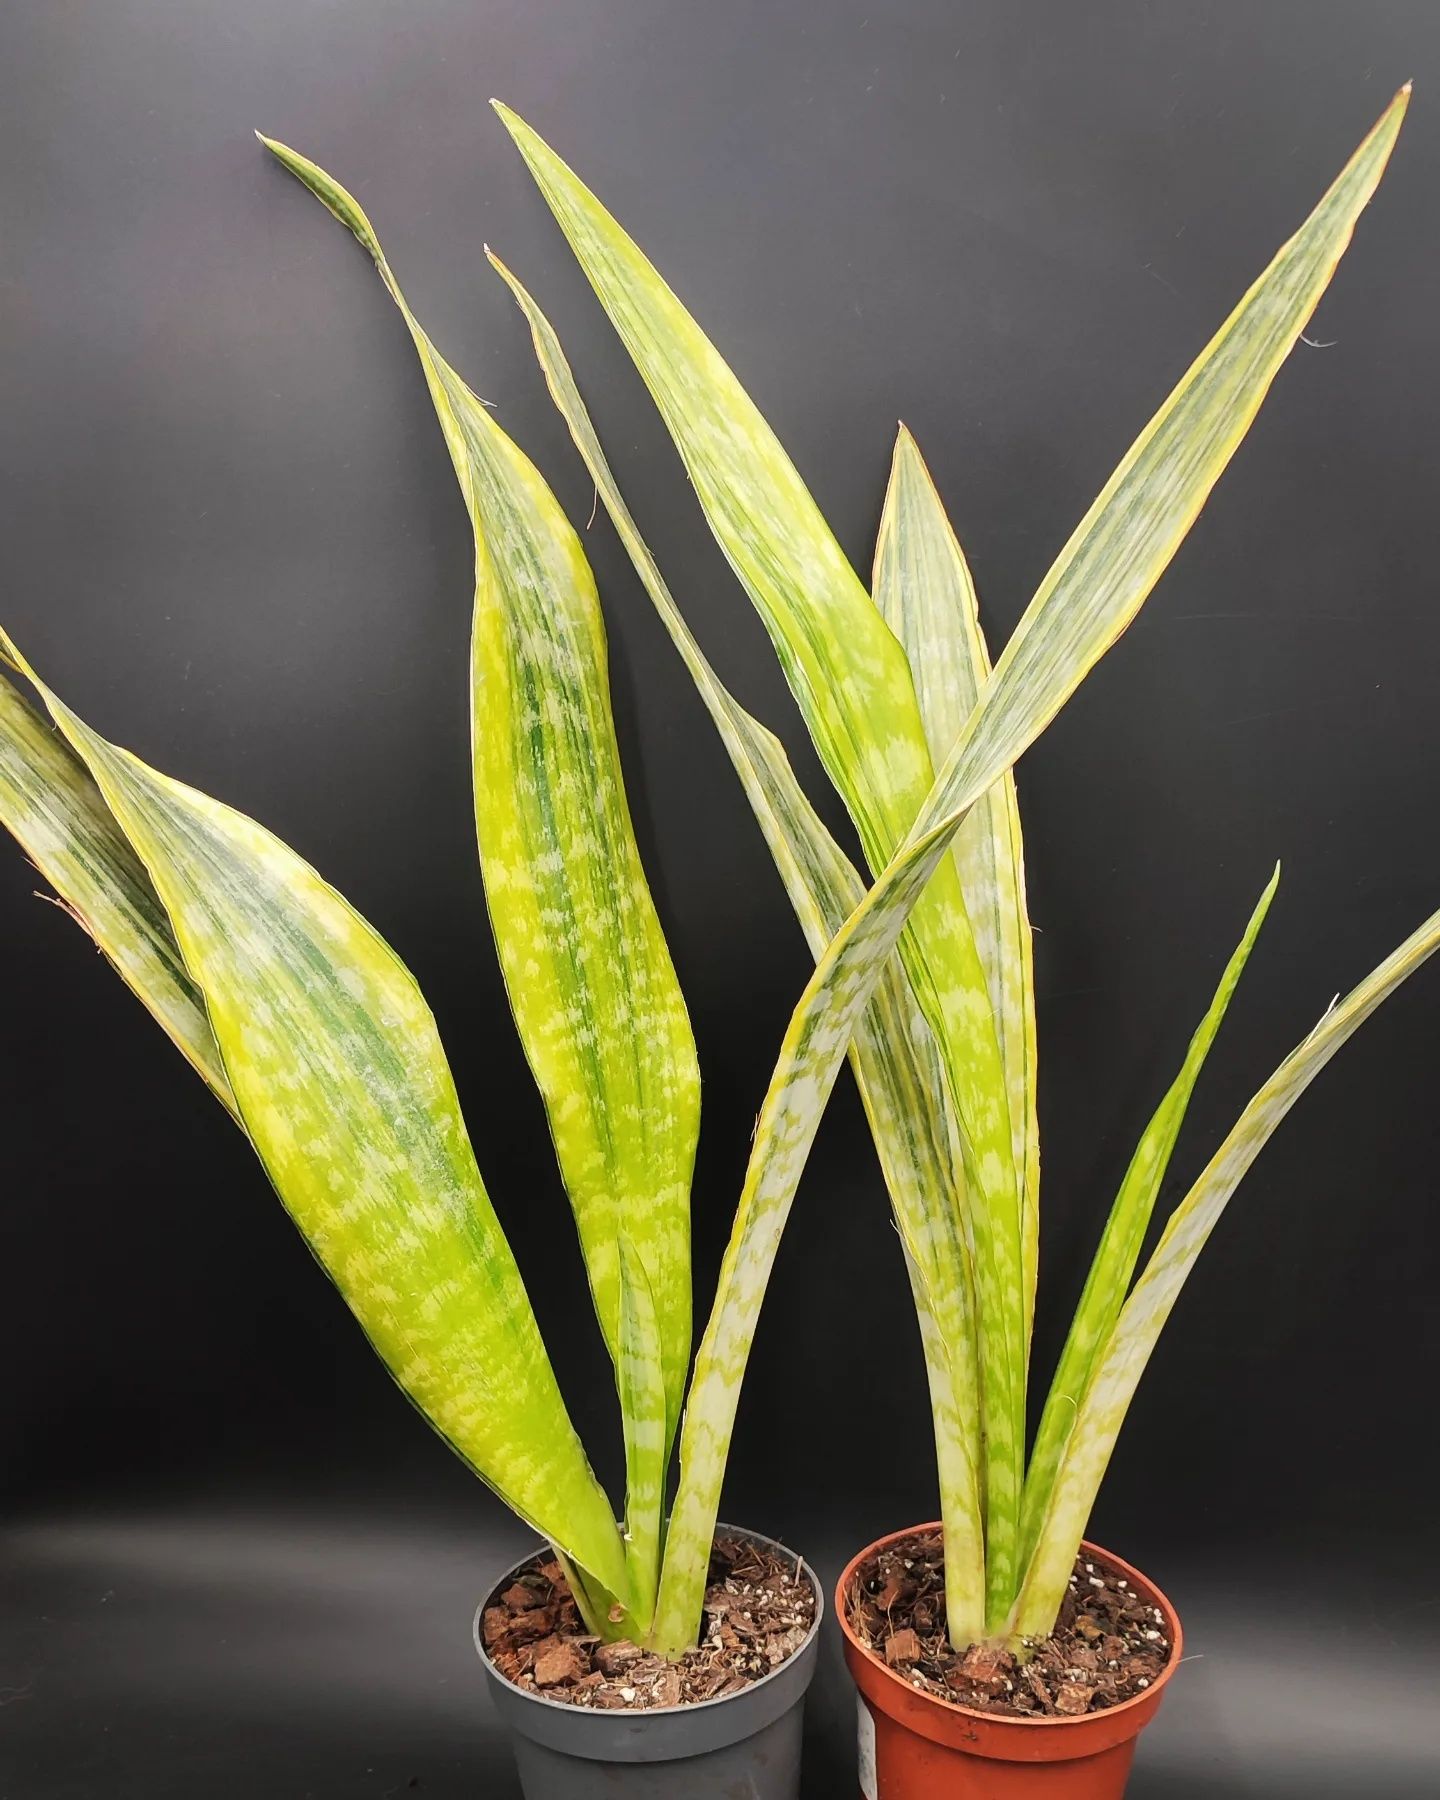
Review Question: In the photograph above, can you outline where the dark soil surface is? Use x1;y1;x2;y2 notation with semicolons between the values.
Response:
847;1531;1172;1717
481;1534;815;1710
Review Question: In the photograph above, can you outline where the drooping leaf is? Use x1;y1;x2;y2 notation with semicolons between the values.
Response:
873;425;1040;1346
494;101;1028;1612
487;252;988;1638
0;669;237;1116
259;139;701;1488
1014;899;1440;1637
2;627;631;1602
1019;867;1278;1571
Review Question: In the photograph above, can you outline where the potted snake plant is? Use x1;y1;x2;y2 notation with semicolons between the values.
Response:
7;87;1430;1800
0;146;827;1798
462;86;1433;1799
0;112;1260;1799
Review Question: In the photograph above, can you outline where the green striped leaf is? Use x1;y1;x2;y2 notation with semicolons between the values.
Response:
919;92;1408;851
3;627;631;1603
498;86;1406;1630
910;89;1403;1623
647;85;1409;1644
487;253;988;1640
649;820;964;1650
616;1236;668;1633
873;426;1040;1348
491;105;941;877
1019;867;1278;1572
0;668;236;1117
495;103;1027;1613
900;1237;986;1641
260;140;701;1506
650;628;1101;1643
1014;899;1440;1637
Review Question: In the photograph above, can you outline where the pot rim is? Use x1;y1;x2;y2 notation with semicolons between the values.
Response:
475;1520;824;1720
835;1522;1183;1732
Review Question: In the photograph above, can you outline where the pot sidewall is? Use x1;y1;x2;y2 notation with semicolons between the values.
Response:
476;1523;823;1765
836;1525;1183;1767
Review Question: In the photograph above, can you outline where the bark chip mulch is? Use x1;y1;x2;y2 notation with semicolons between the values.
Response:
482;1534;815;1710
848;1530;1172;1718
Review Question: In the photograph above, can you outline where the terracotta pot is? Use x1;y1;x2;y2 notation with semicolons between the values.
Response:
836;1525;1182;1799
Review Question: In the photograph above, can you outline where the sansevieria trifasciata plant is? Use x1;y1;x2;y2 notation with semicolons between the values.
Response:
0;124;1177;1658
2;89;1431;1673
466;88;1433;1653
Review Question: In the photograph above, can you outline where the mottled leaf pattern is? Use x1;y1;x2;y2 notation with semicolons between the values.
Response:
649;820;966;1649
616;1236;668;1632
491;104;931;873
900;1238;987;1640
648;631;1115;1643
488;254;989;1638
495;106;1028;1612
917;93;1408;856
1014;900;1440;1635
0;92;1415;1669
873;426;1040;1349
4;629;631;1603
260;140;701;1479
1019;868;1277;1571
0;670;237;1116
648;86;1409;1641
904;87;1405;1630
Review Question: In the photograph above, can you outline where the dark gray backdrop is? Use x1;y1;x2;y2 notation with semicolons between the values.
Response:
3;2;1437;1795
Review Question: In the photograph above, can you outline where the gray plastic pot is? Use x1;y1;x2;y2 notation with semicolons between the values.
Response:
474;1524;822;1798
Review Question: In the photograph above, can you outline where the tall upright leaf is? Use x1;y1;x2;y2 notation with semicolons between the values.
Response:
917;91;1408;852
3;628;631;1603
650;529;1183;1642
906;91;1404;1618
495;101;1028;1609
487;250;989;1636
499;85;1407;1627
616;1235;669;1631
259;141;701;1498
0;670;236;1115
873;426;1040;1344
1014;900;1440;1636
1019;868;1278;1570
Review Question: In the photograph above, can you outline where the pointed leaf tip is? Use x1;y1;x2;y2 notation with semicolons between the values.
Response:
492;101;533;145
1381;82;1412;126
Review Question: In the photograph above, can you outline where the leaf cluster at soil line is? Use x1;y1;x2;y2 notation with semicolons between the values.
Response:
482;1535;815;1709
849;1532;1172;1717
